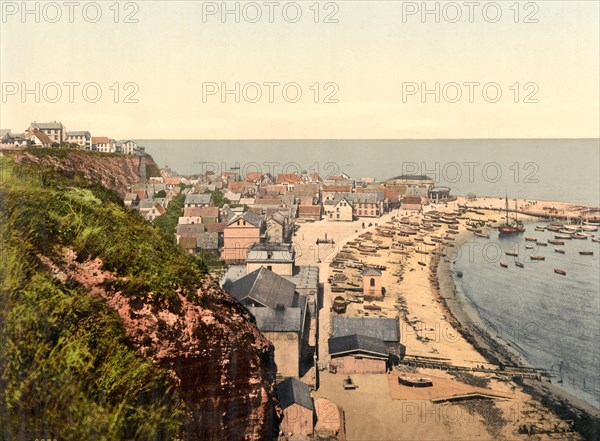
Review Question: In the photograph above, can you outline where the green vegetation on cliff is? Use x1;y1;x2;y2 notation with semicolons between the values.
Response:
0;155;209;439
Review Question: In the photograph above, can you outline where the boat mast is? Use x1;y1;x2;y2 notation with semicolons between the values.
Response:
505;194;509;225
515;199;518;224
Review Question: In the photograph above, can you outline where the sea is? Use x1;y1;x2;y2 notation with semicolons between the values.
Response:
137;139;600;206
452;224;600;409
139;139;600;408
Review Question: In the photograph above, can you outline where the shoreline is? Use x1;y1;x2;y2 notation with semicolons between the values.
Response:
435;228;600;439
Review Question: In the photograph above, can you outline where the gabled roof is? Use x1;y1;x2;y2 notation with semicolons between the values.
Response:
247;243;294;263
328;334;388;358
403;196;422;204
277;377;313;411
30;121;62;130
206;222;227;233
277;173;304;184
31;130;52;145
245;172;263;181
298;205;321;216
332;316;399;343
268;211;287;225
226;212;263;228
197;232;219;250
177;223;205;236
226;267;298;308
323;184;353;193
185;193;213;206
92;136;110;144
324;194;354;207
184;206;219;218
249;301;306;333
362;268;381;276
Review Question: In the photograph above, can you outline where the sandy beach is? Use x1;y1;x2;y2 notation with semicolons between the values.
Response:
294;198;600;441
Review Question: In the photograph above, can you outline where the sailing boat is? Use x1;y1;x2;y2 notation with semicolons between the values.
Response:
498;195;525;235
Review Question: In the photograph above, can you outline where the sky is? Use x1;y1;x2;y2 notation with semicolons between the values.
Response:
1;1;599;139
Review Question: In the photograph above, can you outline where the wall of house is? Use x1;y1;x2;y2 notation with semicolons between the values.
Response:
221;223;260;262
247;261;293;277
263;332;300;378
355;202;382;218
265;221;284;243
325;203;353;221
331;355;386;374
363;275;382;299
280;404;314;437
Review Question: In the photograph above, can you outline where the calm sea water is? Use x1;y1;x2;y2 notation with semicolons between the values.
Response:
453;224;600;408
138;139;600;206
139;139;600;408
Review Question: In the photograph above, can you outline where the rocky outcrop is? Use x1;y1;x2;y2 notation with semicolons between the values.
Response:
40;250;280;440
11;150;159;196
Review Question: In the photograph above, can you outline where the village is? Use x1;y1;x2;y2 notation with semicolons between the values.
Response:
4;122;597;440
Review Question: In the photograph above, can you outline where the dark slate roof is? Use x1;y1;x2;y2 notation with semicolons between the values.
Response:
277;377;313;411
248;299;305;333
197;232;219;250
332;317;399;343
31;121;62;129
177;223;205;236
226;267;298;308
226;212;264;228
66;131;90;136
362;268;381;276
185;193;213;205
328;334;388;358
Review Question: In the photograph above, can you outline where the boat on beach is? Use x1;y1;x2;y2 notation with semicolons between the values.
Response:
555;248;565;254
506;251;519;257
530;256;545;261
515;262;524;268
525;237;537;241
592;238;600;243
554;269;567;276
555;235;572;240
525;245;533;250
500;262;508;268
536;242;548;246
548;240;565;245
579;251;594;256
535;226;546;231
474;232;490;238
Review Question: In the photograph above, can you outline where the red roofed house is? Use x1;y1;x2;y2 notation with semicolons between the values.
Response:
277;173;304;190
298;205;322;221
26;129;52;147
245;172;264;183
323;184;354;202
183;206;219;223
165;177;182;189
402;196;422;211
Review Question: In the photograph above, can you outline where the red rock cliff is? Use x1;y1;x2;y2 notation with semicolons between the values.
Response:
11;149;157;196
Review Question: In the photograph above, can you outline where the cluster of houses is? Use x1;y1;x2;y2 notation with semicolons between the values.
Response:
0;121;142;154
123;169;453;256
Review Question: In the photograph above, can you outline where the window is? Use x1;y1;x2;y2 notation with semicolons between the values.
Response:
370;278;375;287
267;265;272;271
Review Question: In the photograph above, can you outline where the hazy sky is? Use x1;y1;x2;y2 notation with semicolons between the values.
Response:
1;1;599;139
